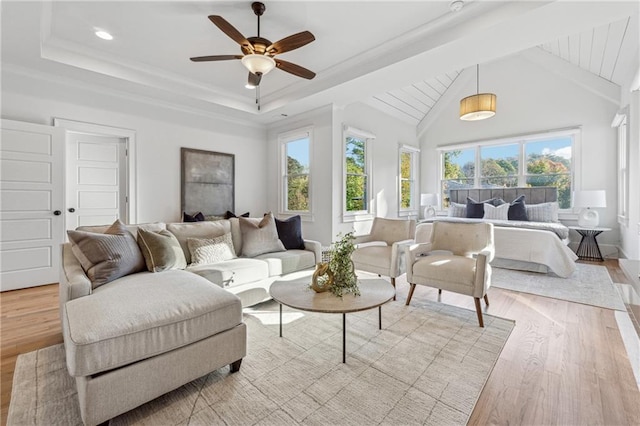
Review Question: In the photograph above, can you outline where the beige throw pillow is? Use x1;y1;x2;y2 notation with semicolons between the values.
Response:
137;229;187;272
239;213;285;257
67;219;146;288
187;233;236;266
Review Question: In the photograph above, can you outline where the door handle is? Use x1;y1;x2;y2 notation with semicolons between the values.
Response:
53;210;62;216
68;208;76;213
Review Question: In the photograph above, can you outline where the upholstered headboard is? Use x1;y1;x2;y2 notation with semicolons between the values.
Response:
448;187;557;204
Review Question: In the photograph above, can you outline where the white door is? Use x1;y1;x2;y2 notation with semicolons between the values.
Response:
0;119;65;291
66;133;127;230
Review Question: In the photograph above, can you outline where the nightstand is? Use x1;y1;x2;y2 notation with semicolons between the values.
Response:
568;226;611;261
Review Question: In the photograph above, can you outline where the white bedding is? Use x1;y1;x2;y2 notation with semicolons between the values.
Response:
415;223;578;278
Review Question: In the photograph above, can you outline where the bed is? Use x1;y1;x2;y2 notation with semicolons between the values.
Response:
419;187;578;278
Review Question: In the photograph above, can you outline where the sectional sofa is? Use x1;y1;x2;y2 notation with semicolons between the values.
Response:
59;215;320;425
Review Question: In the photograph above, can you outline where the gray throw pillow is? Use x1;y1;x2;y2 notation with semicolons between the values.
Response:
187;232;237;266
448;202;466;218
137;228;187;272
67;219;146;288
526;202;559;222
239;213;285;257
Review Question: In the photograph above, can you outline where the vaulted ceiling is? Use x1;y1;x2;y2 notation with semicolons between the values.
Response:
1;1;638;127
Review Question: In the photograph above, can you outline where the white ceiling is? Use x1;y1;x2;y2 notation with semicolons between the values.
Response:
1;1;638;126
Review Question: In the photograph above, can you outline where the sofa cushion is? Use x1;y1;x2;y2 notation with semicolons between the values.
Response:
188;258;270;288
166;221;231;264
239;213;285;257
77;222;166;240
412;255;477;286
137;228;187;272
187;232;236;266
254;249;316;276
63;270;242;377
67;220;146;288
182;211;205;222
275;215;305;250
351;245;392;270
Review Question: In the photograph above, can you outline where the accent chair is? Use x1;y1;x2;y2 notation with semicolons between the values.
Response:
405;221;495;327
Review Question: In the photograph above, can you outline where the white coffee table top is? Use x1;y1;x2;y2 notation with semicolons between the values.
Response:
270;276;395;314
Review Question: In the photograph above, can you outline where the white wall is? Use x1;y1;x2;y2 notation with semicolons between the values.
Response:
619;88;640;260
1;72;267;224
420;54;621;248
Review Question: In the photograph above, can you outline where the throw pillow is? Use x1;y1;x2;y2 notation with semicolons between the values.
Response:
67;219;145;288
183;211;205;222
224;211;250;219
187;233;237;266
448;202;466;218
483;203;509;220
239;212;285;257
526;202;559;222
466;197;499;218
507;195;529;221
275;215;305;250
137;229;187;272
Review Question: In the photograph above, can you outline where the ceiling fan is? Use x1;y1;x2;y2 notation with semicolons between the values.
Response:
190;2;316;89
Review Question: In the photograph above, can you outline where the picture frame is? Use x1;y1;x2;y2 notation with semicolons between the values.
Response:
181;148;234;217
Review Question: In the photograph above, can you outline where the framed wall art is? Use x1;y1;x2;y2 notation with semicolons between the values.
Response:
181;148;234;216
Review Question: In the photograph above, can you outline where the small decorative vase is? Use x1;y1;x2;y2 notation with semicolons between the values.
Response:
311;263;334;293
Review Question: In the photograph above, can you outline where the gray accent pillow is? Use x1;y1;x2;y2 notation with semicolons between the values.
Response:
239;213;285;257
67;219;145;289
483;203;509;220
526;202;559;222
137;228;187;272
448;202;466;218
187;233;237;266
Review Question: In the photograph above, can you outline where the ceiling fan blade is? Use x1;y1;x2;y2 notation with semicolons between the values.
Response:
190;55;243;62
275;59;316;80
266;31;315;55
208;15;254;53
247;72;262;88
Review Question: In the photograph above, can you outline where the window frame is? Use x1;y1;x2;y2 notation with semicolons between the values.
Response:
343;125;374;222
278;126;313;220
437;128;580;213
398;144;420;217
613;109;629;225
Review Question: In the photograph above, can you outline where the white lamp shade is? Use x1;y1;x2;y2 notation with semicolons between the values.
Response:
574;190;606;208
241;54;276;75
420;193;438;206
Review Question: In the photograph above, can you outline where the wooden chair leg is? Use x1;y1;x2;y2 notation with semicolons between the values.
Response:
230;359;242;373
484;294;489;306
438;289;442;295
474;298;484;327
406;284;417;306
391;277;396;301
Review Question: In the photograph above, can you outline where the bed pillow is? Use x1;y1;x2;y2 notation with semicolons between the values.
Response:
239;212;286;257
67;219;146;288
526;202;559;222
137;228;187;272
275;215;305;250
465;197;501;218
483;203;509;220
507;195;529;221
448;202;466;218
187;232;237;266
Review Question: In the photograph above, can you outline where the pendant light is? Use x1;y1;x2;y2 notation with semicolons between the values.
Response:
460;64;496;121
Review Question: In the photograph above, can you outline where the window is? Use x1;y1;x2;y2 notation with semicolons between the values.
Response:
344;126;374;217
399;145;420;216
439;129;576;209
614;111;629;224
280;128;311;214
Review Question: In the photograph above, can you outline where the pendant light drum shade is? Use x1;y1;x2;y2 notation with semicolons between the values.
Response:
460;93;497;121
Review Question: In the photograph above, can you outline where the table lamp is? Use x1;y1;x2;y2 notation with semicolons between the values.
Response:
573;190;606;227
420;193;438;218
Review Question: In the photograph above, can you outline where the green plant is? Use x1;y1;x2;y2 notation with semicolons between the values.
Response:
327;232;360;297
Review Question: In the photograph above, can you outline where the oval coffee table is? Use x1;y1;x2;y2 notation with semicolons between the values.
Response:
270;277;395;363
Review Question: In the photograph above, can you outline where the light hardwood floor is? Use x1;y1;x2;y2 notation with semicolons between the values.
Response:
1;260;639;425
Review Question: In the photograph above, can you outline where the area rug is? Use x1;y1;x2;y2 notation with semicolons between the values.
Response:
492;263;626;311
8;298;514;426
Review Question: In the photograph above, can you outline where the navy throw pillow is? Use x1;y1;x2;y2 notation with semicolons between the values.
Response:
465;197;500;218
183;211;204;222
275;215;305;250
507;195;529;221
224;211;250;219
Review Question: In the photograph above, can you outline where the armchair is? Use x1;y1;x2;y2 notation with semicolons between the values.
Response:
405;222;495;327
351;217;416;299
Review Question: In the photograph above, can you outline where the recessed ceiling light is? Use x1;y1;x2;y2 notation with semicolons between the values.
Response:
95;30;113;41
450;0;464;12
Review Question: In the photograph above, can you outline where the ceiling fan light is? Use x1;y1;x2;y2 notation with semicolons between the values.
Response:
241;54;276;75
460;93;496;121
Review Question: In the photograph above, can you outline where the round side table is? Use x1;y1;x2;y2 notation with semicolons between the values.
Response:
568;226;611;261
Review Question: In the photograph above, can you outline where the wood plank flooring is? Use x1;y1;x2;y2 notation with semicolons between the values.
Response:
1;260;639;425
